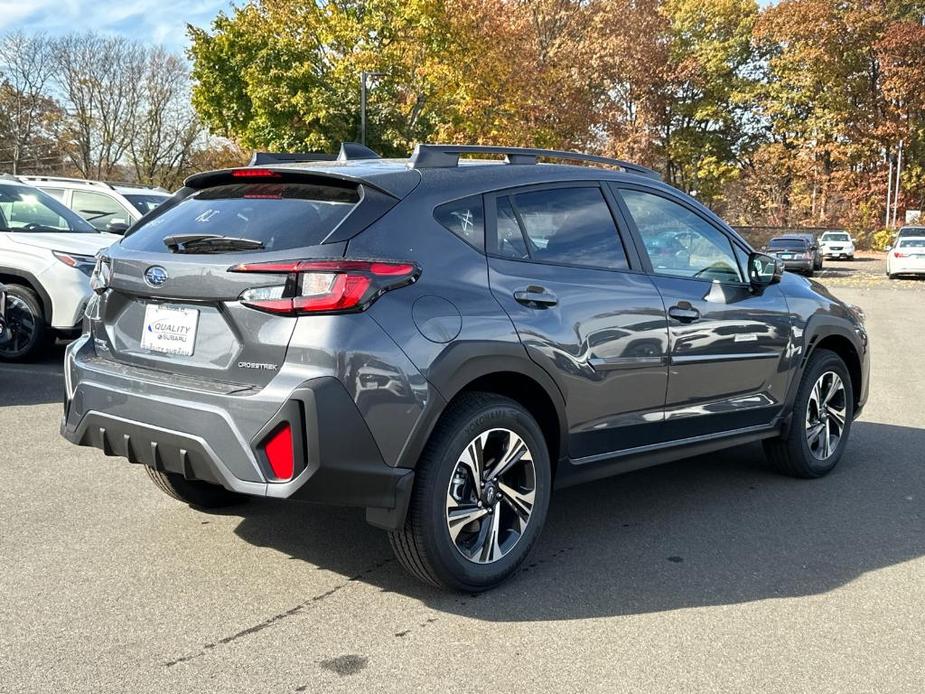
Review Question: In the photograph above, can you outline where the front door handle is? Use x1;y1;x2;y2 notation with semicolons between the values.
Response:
668;302;700;323
514;287;558;308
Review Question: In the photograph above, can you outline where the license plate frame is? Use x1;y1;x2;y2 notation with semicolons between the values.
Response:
140;304;199;356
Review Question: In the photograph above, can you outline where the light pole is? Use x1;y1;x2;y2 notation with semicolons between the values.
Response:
359;71;386;146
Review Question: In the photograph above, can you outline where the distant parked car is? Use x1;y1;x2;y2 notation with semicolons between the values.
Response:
819;230;855;260
763;234;822;275
0;177;119;360
17;176;170;234
887;236;925;279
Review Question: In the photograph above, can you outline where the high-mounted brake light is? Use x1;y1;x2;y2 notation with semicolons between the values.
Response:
230;259;420;315
231;168;281;178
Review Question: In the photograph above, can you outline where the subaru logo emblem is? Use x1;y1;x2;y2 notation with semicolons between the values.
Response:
144;266;168;288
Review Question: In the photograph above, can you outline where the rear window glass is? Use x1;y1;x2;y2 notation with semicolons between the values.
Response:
121;183;358;253
899;238;925;248
124;193;170;215
768;238;808;250
822;232;849;242
434;195;484;250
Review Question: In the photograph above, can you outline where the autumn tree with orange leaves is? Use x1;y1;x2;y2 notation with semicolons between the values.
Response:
187;0;925;238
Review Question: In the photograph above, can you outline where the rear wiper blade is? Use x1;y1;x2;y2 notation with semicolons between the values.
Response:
164;234;265;253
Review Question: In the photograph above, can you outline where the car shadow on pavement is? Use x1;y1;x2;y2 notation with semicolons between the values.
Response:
232;419;925;621
0;346;66;407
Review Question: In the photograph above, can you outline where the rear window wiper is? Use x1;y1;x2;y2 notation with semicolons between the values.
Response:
164;234;265;253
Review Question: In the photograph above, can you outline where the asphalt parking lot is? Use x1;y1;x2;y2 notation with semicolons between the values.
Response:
2;272;924;693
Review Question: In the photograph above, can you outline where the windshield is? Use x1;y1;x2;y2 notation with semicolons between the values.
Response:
822;232;849;242
123;193;170;215
0;185;97;233
899;238;925;248
121;182;359;253
768;238;808;250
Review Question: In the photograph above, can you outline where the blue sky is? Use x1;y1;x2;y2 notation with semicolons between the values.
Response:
0;0;235;52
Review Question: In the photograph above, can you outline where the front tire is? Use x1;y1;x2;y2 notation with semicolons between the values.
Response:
145;467;249;509
389;393;552;591
764;349;854;478
0;284;46;361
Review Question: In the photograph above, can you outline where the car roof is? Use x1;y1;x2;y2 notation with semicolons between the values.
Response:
113;185;170;196
187;157;672;200
770;234;811;242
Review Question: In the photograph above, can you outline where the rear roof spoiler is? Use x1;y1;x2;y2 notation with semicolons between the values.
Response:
248;143;381;166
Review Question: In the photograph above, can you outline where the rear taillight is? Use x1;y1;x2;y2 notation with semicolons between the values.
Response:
894;251;908;258
230;259;419;315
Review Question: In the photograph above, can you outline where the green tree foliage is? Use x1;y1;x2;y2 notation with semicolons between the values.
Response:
188;0;925;236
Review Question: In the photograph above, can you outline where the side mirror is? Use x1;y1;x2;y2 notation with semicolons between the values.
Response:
106;221;129;234
748;252;783;287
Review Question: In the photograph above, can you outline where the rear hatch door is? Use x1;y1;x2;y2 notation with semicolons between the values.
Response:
95;173;385;388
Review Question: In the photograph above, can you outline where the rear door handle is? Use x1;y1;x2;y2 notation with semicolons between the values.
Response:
514;287;558;308
668;302;700;323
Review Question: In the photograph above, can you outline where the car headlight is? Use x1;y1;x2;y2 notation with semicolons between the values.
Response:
53;251;96;277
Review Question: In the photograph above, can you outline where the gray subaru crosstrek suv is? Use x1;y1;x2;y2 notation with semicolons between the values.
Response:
62;144;869;591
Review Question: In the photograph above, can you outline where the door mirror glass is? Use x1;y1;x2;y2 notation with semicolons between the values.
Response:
106;221;129;234
749;252;783;286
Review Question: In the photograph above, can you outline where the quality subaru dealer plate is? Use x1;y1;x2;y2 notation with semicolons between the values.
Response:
140;304;199;356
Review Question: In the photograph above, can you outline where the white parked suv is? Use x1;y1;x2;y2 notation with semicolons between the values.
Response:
17;176;170;234
819;230;855;260
0;177;119;360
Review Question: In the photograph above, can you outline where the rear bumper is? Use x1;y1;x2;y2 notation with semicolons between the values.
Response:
61;336;414;529
888;261;925;275
781;258;814;272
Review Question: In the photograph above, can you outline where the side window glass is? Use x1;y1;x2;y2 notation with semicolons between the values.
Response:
496;196;529;259
38;187;65;201
620;189;743;283
434;195;484;250
506;187;628;270
71;191;129;231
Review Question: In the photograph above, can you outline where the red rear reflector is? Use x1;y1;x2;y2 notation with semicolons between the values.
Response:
264;423;294;481
231;168;280;178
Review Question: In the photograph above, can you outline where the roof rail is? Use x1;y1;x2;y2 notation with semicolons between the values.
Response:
409;144;661;179
17;174;114;188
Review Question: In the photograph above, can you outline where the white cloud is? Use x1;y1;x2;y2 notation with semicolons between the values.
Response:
0;0;232;51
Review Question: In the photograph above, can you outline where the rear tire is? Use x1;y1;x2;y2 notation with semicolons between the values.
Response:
0;284;46;361
145;467;249;509
764;348;854;478
389;393;552;591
